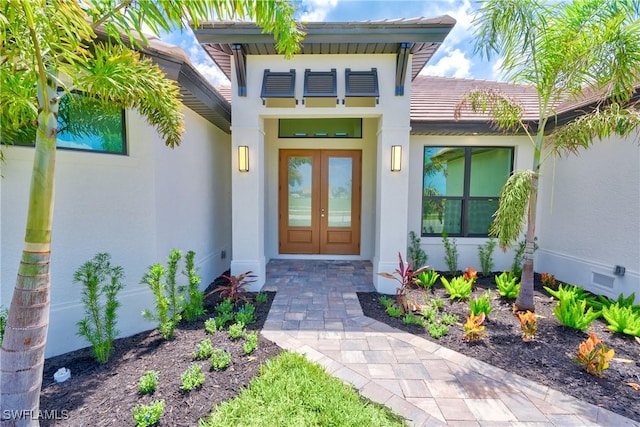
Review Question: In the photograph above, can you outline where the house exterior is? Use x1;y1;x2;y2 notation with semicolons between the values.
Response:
1;18;637;357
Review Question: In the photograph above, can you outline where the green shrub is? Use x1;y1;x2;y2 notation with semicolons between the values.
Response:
255;292;268;303
378;295;394;309
552;297;600;331
138;370;159;395
204;318;217;334
407;231;428;269
181;363;205;391
235;303;256;325
228;322;245;340
210;348;231;371
141;264;180;340
402;312;427;327
215;298;234;316
442;232;459;274
182;250;205;322
385;305;402;318
601;303;640;336
469;291;493;317
414;269;440;291
421;306;437;323
193;338;214;360
243;332;259;355
440;312;459;326
133;400;164;427
74;253;124;363
440;276;473;301
477;238;497;276
495;271;520;299
428;322;449;338
430;297;444;310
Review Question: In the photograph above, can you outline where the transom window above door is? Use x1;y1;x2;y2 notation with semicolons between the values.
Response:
278;118;362;138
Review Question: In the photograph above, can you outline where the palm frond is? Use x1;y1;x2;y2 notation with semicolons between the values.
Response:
490;170;534;250
454;88;525;132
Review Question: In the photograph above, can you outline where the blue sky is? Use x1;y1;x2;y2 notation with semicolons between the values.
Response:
160;0;501;88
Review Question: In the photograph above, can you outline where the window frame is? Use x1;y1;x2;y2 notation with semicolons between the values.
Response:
421;145;514;238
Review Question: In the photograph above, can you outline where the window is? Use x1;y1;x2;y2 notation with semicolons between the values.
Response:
278;118;362;138
12;92;126;154
422;146;513;237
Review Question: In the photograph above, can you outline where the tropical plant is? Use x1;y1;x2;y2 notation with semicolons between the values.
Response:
495;271;520;299
138;370;160;395
407;231;428;269
74;253;124;364
477;238;497;275
210;348;232;371
588;292;638;312
469;291;493;317
516;311;537;342
181;363;205;391
463;267;477;283
441;232;459;274
141;264;181;340
463;312;486;342
552;297;600;331
540;273;557;290
414;269;440;291
133;400;165;427
456;0;640;311
182;250;205;322
440;276;473;301
212;271;257;305
378;252;428;313
544;283;590;303
574;332;615;377
601;303;640;337
0;1;301;415
243;332;259;355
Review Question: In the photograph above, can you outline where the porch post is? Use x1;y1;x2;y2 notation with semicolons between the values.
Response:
230;123;266;290
373;121;411;294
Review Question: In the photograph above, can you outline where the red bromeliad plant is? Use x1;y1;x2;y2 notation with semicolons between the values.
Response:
211;271;257;306
378;252;429;313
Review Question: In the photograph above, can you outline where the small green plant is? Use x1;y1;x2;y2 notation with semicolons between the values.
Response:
511;237;538;279
138;370;159;395
165;248;185;320
211;271;256;305
402;312;427;327
544;283;591;303
181;250;205;322
428;322;449;338
255;292;268;303
74;253;124;363
378;295;395;309
133;399;164;427
516;311;537;342
193;338;214;360
463;312;486;342
495;271;520;299
214;313;235;330
235;302;256;325
228;322;246;340
552;296;600;331
204;318;217;334
243;332;259;355
601;303;640;336
430;297;445;310
477;238;497;276
210;348;232;371
407;231;428;269
215;297;234;315
181;363;205;391
385;305;402;318
442;232;459;274
588;292;638;312
574;332;614;377
141;264;180;340
469;291;493;317
440;312;459;326
421;306;438;323
0;306;7;346
414;269;440;291
440;276;473;301
378;252;428;313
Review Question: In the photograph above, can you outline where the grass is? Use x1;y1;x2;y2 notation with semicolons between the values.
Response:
198;352;406;427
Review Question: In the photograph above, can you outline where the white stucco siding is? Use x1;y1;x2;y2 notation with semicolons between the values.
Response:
408;134;534;273
1;106;231;357
536;133;640;301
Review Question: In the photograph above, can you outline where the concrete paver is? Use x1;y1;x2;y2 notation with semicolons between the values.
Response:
260;260;638;427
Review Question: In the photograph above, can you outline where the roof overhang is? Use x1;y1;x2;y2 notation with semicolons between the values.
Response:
193;17;455;97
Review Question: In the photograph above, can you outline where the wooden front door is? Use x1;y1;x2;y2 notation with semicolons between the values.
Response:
279;149;361;255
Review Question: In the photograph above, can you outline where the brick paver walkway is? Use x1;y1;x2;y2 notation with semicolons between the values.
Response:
260;260;637;427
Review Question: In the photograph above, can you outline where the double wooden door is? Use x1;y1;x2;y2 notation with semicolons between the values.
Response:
279;149;361;254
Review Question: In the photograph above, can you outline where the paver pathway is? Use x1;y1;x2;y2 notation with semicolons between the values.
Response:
260;260;637;427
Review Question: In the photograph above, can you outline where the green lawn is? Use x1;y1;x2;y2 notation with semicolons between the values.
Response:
199;352;406;427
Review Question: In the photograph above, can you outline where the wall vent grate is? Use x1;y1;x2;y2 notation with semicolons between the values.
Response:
592;272;615;289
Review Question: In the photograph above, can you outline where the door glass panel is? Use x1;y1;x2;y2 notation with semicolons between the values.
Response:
288;156;313;226
327;157;352;227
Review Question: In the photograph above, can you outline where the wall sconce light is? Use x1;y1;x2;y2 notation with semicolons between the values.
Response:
391;145;402;172
238;146;249;172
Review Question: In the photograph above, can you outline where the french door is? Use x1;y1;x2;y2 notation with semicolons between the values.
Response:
278;149;361;254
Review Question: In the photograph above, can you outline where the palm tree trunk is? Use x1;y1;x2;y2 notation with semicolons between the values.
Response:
515;169;539;312
1;81;58;427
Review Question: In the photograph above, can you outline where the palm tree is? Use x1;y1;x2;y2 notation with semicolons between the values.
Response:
0;1;302;424
455;0;640;311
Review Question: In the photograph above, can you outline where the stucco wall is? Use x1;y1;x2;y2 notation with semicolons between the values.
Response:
0;106;231;357
536;132;640;301
408;134;534;273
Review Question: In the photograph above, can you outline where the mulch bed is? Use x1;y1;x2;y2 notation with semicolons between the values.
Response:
357;273;640;422
39;280;281;426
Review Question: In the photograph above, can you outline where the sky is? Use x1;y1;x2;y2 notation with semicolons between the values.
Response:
159;0;502;88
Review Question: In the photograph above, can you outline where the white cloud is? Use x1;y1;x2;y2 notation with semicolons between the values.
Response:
421;0;475;45
421;48;471;79
297;0;338;22
491;57;506;81
193;61;230;87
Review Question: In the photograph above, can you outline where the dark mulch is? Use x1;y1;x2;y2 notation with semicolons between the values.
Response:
358;273;640;422
39;280;281;426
